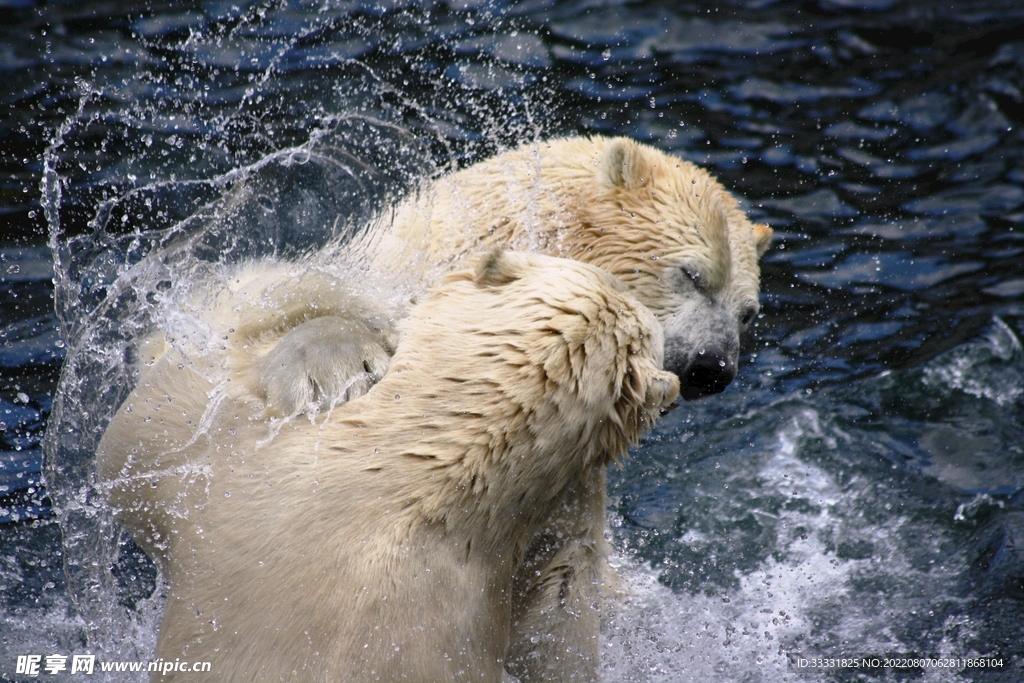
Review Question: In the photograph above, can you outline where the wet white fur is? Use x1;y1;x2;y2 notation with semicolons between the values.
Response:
97;251;679;682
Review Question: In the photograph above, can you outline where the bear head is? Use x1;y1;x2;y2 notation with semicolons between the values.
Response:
390;250;680;485
567;137;773;401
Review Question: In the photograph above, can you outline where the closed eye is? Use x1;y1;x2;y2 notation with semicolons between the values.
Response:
682;267;703;290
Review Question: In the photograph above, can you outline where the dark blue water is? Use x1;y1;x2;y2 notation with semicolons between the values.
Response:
2;0;1023;680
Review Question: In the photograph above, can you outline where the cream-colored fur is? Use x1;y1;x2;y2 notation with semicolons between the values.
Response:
97;251;678;682
101;136;770;681
245;136;771;416
252;136;771;681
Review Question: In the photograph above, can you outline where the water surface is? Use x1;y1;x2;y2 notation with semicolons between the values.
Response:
2;0;1023;680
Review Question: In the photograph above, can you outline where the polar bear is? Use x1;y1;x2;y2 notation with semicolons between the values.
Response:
248;136;772;415
97;251;679;682
100;135;770;681
222;135;771;681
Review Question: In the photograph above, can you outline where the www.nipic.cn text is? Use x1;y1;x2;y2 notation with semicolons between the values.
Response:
15;654;212;676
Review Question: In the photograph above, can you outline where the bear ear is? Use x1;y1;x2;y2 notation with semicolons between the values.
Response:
603;138;653;189
753;223;773;258
474;249;527;287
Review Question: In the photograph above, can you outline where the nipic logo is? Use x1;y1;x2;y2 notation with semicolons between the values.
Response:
13;654;213;676
16;654;95;676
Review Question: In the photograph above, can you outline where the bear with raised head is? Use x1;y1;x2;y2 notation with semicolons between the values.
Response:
97;251;679;682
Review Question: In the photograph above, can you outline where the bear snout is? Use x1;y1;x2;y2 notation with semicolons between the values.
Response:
676;348;737;401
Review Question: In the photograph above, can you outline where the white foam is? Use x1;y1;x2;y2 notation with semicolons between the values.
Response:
923;317;1023;406
600;406;968;682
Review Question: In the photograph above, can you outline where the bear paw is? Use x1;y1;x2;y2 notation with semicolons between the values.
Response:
253;316;394;416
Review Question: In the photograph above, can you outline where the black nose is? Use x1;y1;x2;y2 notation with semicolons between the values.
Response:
679;351;737;401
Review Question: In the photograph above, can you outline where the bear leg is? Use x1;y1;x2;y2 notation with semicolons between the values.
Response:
506;468;608;683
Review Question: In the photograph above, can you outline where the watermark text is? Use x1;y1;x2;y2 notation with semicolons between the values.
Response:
15;654;211;676
788;654;1005;673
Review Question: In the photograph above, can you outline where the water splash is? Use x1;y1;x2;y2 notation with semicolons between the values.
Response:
922;317;1023;407
604;404;973;682
37;4;555;673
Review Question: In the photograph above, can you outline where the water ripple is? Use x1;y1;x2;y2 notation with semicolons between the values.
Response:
903;184;1024;215
730;77;880;104
798;252;984;291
